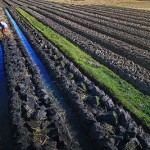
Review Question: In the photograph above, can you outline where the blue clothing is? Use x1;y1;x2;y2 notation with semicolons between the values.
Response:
0;22;7;29
1;24;5;29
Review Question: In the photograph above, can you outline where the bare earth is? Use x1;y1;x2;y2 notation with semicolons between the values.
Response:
48;0;150;10
0;8;13;39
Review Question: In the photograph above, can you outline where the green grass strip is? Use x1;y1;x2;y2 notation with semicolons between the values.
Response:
16;8;150;127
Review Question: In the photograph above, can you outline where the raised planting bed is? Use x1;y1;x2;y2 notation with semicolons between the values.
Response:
19;5;150;66
28;1;150;39
1;0;150;148
33;0;150;32
15;2;150;70
6;6;150;150
4;0;150;95
3;28;74;149
21;0;150;50
69;5;150;27
10;3;150;96
14;8;150;129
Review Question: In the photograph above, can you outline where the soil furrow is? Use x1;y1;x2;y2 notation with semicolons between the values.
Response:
14;6;150;94
26;3;150;52
23;7;150;68
7;7;150;150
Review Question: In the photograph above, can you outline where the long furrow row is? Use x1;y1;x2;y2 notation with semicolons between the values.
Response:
1;0;150;148
6;6;150;149
10;0;150;34
80;5;150;19
35;0;150;31
32;0;150;33
4;0;150;121
17;0;150;54
34;0;150;18
67;5;150;27
3;33;74;149
31;9;150;56
7;0;150;55
16;1;150;62
34;0;150;26
23;0;150;40
16;0;150;54
2;5;95;149
7;0;150;95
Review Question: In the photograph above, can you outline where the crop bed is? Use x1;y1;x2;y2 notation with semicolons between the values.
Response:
14;1;150;66
1;0;150;149
18;0;150;51
3;34;73;149
5;6;150;149
6;0;150;96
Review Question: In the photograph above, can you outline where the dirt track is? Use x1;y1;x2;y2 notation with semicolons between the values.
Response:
0;8;13;39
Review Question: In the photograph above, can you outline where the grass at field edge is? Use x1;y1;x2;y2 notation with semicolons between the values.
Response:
16;8;150;127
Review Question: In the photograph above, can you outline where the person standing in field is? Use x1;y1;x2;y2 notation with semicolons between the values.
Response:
0;21;8;38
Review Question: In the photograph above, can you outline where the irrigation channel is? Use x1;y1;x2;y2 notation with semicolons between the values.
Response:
0;43;12;150
5;9;94;150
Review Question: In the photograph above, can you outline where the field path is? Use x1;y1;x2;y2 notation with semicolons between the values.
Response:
0;8;14;39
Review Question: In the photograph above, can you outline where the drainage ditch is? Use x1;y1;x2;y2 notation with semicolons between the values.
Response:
5;9;94;150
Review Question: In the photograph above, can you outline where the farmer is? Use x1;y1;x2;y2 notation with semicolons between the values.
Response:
0;21;8;38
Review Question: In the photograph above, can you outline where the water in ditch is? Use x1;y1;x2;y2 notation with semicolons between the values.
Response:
0;43;12;150
5;9;94;150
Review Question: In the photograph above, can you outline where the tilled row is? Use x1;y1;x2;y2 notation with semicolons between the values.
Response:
70;5;150;27
37;0;150;19
26;3;150;52
3;35;73;149
18;0;150;53
2;0;16;7
33;0;150;27
8;7;150;150
4;1;149;66
79;6;150;21
24;7;150;71
84;5;150;19
32;0;150;32
34;2;150;39
14;6;150;94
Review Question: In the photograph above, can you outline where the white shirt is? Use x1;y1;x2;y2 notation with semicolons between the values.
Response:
0;22;8;28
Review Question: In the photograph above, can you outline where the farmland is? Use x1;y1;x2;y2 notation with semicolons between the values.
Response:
0;0;150;149
47;0;150;10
